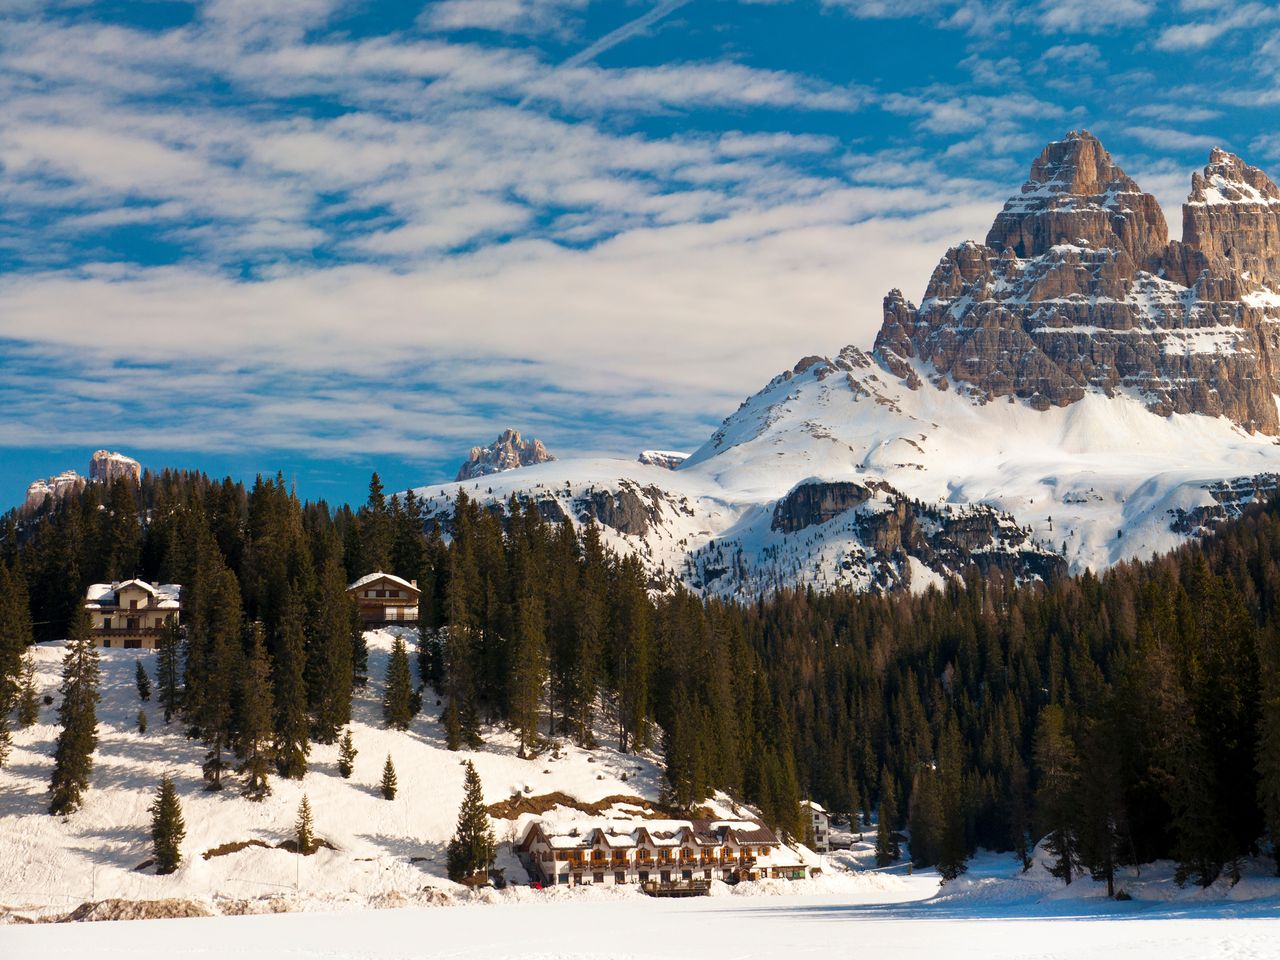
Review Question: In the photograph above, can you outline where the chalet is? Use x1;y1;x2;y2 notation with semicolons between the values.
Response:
803;800;830;852
517;817;813;889
84;580;182;649
347;572;420;626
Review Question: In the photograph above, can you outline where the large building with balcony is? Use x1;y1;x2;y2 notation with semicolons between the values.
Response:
347;572;420;626
517;817;812;889
84;580;182;649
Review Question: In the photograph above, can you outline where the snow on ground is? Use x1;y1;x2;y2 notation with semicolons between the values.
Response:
7;635;1280;954
5;882;1280;960
0;631;670;917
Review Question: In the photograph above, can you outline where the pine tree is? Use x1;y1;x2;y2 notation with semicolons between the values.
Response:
337;729;357;779
156;619;181;724
49;609;100;816
1258;625;1280;875
447;760;496;882
383;635;414;730
237;625;274;801
137;709;148;734
295;794;315;854
16;652;39;728
874;768;900;866
380;754;398;800
135;659;151;701
200;570;241;790
1033;704;1080;883
150;774;186;875
274;591;310;780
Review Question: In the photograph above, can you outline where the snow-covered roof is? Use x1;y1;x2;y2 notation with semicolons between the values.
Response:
802;800;827;814
523;817;779;850
84;580;182;609
347;572;419;594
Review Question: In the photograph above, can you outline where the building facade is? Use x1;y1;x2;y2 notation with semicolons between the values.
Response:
84;580;182;649
518;818;813;888
803;800;830;852
347;572;420;626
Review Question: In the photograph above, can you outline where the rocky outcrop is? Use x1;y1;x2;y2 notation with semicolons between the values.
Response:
456;429;556;481
872;131;1280;434
23;471;85;513
638;450;689;470
575;482;666;536
89;450;141;486
772;480;880;533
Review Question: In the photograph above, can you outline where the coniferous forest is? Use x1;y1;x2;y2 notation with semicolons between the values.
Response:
3;468;1280;890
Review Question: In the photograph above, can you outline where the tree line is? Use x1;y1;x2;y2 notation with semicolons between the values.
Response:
6;467;1280;890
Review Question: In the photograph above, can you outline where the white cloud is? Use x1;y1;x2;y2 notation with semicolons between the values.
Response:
1126;124;1222;153
1153;3;1279;52
421;0;590;37
1038;0;1152;33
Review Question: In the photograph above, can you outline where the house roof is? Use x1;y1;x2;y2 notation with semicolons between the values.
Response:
521;816;780;851
347;572;420;595
85;580;182;610
802;800;827;814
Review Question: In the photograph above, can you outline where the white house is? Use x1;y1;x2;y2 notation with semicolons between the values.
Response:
84;580;182;649
802;800;830;852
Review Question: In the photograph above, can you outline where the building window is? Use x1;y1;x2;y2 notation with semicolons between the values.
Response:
593;873;604;884
103;617;112;630
614;872;626;884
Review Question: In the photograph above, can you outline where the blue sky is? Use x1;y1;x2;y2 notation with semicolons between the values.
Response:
2;0;1279;508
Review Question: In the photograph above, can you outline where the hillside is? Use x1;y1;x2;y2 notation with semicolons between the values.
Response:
0;629;691;917
416;133;1280;598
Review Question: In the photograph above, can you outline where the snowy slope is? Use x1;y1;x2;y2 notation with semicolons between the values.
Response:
416;347;1280;598
0;632;677;916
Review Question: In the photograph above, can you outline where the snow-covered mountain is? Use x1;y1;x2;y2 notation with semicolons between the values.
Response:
419;133;1280;598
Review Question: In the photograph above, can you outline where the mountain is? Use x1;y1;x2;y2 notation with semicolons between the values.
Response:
455;429;556;482
419;132;1280;598
22;450;141;514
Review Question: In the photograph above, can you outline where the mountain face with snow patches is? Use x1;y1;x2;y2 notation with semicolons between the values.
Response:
421;133;1280;598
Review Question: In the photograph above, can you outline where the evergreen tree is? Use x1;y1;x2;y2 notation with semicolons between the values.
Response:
238;624;274;801
874;768;900;866
149;774;186;875
380;754;398;800
1076;717;1128;897
509;580;547;757
137;709;148;734
200;570;241;790
49;609;101;816
337;729;357;779
156;619;181;724
447;760;496;882
1257;625;1280;875
1033;704;1080;883
16;652;39;728
295;794;315;854
135;659;151;701
273;590;310;779
383;635;415;730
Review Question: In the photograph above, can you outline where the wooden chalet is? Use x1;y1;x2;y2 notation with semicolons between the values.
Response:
517;817;813;889
347;572;420;626
84;580;182;649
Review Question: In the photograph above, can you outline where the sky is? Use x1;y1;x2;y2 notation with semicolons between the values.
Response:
2;0;1280;509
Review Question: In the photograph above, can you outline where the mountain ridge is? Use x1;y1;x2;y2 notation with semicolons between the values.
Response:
421;132;1280;598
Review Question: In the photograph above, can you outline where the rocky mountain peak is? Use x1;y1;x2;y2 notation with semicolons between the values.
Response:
985;129;1168;266
872;132;1280;434
455;428;556;482
1176;148;1280;292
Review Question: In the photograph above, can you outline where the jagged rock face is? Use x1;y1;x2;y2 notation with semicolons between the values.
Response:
455;429;556;481
89;450;141;486
24;470;85;512
986;130;1168;266
873;131;1280;434
638;450;689;470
